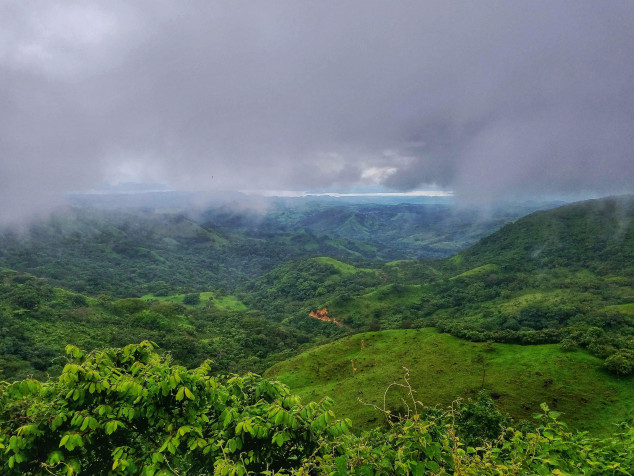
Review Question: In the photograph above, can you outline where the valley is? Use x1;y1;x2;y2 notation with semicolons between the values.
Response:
1;195;633;474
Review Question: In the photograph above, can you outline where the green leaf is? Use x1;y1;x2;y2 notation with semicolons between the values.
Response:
426;461;440;473
273;431;290;447
224;411;233;427
227;439;237;453
47;450;64;465
175;387;185;401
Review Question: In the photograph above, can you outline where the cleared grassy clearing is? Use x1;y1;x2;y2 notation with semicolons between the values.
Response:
266;328;634;434
450;263;500;280
312;256;374;275
141;292;247;311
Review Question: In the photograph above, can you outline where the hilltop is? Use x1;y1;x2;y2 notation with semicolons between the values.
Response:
456;195;634;273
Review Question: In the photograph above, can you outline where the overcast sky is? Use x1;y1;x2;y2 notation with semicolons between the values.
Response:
1;1;634;221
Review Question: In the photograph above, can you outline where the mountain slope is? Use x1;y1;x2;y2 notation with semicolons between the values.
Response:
266;328;634;434
298;197;634;376
456;195;634;274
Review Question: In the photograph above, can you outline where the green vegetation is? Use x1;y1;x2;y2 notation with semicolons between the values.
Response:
266;329;634;434
0;202;533;297
1;343;632;475
309;197;634;376
1;196;633;473
450;263;501;280
141;292;248;312
0;342;347;475
458;195;634;274
0;269;317;381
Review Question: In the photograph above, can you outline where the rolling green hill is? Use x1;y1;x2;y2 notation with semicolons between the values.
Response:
293;196;634;378
266;328;634;434
456;195;634;274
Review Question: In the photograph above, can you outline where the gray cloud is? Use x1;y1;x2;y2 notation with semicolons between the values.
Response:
2;0;634;221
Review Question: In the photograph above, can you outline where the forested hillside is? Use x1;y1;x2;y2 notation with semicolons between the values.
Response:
2;197;633;379
1;196;633;474
0;268;331;381
458;195;634;273
300;197;634;375
0;201;539;296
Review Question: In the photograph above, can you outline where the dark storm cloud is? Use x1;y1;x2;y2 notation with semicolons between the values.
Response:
1;0;634;220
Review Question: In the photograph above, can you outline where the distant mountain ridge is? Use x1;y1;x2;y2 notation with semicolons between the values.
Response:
456;195;634;274
0;201;545;296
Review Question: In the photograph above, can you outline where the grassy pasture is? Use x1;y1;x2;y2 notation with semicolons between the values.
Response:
141;292;247;311
266;328;634;434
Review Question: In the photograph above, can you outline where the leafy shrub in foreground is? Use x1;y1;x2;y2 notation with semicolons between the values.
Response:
0;342;347;475
300;401;634;475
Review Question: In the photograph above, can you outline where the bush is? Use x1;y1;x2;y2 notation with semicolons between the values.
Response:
605;349;634;376
560;337;578;351
454;391;508;446
183;293;201;305
0;342;348;475
112;298;148;315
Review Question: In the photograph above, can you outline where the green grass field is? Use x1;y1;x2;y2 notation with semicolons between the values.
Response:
312;256;373;275
265;328;634;434
141;292;247;311
450;263;500;280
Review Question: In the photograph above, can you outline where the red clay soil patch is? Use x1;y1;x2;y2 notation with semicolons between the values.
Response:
309;307;344;326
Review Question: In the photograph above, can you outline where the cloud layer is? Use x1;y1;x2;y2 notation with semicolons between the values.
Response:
2;1;634;220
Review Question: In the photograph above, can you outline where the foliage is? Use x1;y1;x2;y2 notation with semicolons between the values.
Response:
320;196;634;373
604;349;634;376
1;197;633;473
301;392;634;475
266;329;634;434
2;346;633;475
182;293;201;306
453;391;508;447
0;270;318;381
0;203;523;298
0;342;348;475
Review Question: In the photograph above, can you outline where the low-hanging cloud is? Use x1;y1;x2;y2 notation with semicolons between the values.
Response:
1;0;634;221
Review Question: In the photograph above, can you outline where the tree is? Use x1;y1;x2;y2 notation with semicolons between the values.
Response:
183;293;201;306
604;349;634;376
0;342;347;475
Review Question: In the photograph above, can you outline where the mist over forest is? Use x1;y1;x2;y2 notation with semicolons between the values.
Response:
1;1;634;474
